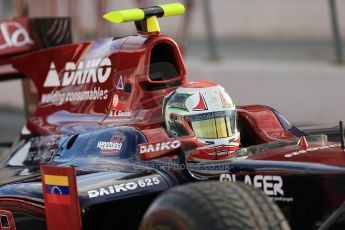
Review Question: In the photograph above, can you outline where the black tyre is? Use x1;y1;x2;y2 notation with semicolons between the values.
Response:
140;181;290;230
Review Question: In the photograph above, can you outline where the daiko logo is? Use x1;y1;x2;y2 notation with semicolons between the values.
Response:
43;58;112;87
140;140;181;154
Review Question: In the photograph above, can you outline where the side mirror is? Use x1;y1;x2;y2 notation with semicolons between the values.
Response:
139;136;198;161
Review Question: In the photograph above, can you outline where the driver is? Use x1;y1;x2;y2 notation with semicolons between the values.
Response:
163;80;240;161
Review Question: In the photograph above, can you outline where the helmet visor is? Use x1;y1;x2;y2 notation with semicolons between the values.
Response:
188;111;236;138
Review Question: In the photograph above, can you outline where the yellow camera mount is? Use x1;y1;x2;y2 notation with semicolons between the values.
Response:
103;3;185;33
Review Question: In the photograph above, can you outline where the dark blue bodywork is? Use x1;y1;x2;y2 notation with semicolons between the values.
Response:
1;123;345;229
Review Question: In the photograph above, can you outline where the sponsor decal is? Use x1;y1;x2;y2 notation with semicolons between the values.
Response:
109;93;126;114
97;135;126;154
0;210;16;230
43;58;112;87
0;21;34;50
219;173;231;181
87;176;161;198
140;140;181;154
40;57;112;105
43;62;60;87
116;75;124;90
189;111;229;122
220;174;293;202
24;134;63;163
44;175;71;204
41;87;108;105
31;134;63;148
284;144;339;158
112;94;119;107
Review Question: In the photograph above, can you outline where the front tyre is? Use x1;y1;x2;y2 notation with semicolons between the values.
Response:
140;181;290;230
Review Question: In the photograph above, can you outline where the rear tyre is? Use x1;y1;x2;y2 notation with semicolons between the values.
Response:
140;181;290;230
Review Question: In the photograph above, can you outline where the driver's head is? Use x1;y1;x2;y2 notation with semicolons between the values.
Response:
163;80;240;161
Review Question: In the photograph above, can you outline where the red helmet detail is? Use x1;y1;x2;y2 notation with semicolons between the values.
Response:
182;80;218;88
192;93;208;111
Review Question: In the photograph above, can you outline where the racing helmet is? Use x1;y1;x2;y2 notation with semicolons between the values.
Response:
163;80;240;160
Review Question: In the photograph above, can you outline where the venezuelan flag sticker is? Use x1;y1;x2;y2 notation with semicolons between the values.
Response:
45;175;71;204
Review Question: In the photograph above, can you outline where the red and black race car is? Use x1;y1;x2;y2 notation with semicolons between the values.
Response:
1;3;345;230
